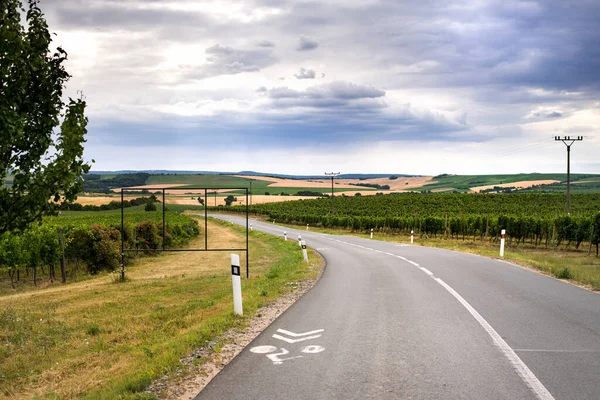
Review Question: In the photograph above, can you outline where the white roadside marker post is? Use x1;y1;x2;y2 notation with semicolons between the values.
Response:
231;254;243;316
301;240;308;263
298;235;302;246
250;224;253;231
273;219;275;224
370;228;373;239
284;231;287;241
500;229;506;257
410;229;414;244
306;224;309;231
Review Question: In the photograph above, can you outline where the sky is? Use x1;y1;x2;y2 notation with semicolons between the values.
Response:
39;0;600;175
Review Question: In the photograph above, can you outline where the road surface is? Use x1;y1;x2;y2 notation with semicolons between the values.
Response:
195;215;600;400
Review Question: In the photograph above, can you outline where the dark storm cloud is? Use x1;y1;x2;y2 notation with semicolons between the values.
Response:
294;68;316;79
296;36;319;51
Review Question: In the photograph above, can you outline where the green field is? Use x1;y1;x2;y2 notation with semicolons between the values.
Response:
146;174;372;195
79;172;600;195
414;173;599;192
518;180;600;194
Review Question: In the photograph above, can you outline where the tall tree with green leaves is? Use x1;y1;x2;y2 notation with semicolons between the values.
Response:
0;0;91;233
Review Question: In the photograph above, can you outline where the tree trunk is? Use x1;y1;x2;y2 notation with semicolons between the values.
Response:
58;227;67;283
9;270;15;289
33;267;37;286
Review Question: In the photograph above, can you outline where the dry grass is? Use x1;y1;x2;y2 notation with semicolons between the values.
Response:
235;175;435;191
74;196;138;206
337;176;435;191
470;180;559;193
0;219;318;399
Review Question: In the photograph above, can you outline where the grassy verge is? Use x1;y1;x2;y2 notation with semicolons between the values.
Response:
271;219;600;291
0;218;321;399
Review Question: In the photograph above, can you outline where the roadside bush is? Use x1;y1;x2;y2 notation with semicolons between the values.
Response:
88;225;121;273
135;221;161;250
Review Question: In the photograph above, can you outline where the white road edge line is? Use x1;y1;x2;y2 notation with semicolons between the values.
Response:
435;278;555;400
323;236;554;400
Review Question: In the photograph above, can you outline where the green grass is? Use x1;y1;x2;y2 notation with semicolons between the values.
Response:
0;219;322;399
146;174;267;188
518;180;600;194
49;207;190;226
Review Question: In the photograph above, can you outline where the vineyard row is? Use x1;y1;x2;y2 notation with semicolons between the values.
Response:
0;212;199;288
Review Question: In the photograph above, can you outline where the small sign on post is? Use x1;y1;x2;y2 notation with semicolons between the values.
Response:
410;230;414;244
370;228;373;239
231;254;243;315
500;229;506;257
301;240;308;263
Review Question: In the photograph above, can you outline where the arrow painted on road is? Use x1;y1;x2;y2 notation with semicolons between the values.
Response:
272;328;324;344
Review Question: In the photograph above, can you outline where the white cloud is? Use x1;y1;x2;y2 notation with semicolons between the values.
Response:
36;0;600;173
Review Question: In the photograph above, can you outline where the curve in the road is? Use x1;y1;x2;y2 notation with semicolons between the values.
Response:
195;215;600;400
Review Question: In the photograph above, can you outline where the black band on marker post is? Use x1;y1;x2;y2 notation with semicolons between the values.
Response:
231;264;240;276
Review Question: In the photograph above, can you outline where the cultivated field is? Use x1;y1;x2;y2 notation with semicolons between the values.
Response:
67;172;600;207
470;180;560;193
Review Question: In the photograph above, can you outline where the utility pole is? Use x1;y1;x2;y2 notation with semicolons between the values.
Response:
555;136;583;214
324;172;340;214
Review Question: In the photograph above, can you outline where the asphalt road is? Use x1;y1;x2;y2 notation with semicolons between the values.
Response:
195;215;600;400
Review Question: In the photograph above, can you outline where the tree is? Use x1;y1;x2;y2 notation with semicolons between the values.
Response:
224;195;237;206
0;0;91;234
145;202;157;212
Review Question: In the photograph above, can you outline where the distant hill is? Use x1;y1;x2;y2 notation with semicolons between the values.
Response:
89;170;419;180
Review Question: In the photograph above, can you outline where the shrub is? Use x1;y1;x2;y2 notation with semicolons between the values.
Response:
144;202;157;212
555;267;573;280
135;221;161;250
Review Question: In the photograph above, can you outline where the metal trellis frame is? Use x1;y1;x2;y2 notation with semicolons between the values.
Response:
120;187;249;280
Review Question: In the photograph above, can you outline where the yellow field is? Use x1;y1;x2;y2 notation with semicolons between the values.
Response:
470;180;559;193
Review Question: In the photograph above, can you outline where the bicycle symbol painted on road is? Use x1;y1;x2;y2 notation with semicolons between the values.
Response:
249;328;325;365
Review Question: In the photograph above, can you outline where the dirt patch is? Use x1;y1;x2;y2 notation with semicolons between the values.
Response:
146;253;325;400
470;180;559;193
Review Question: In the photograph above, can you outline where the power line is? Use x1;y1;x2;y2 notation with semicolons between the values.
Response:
324;172;340;214
555;136;584;214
